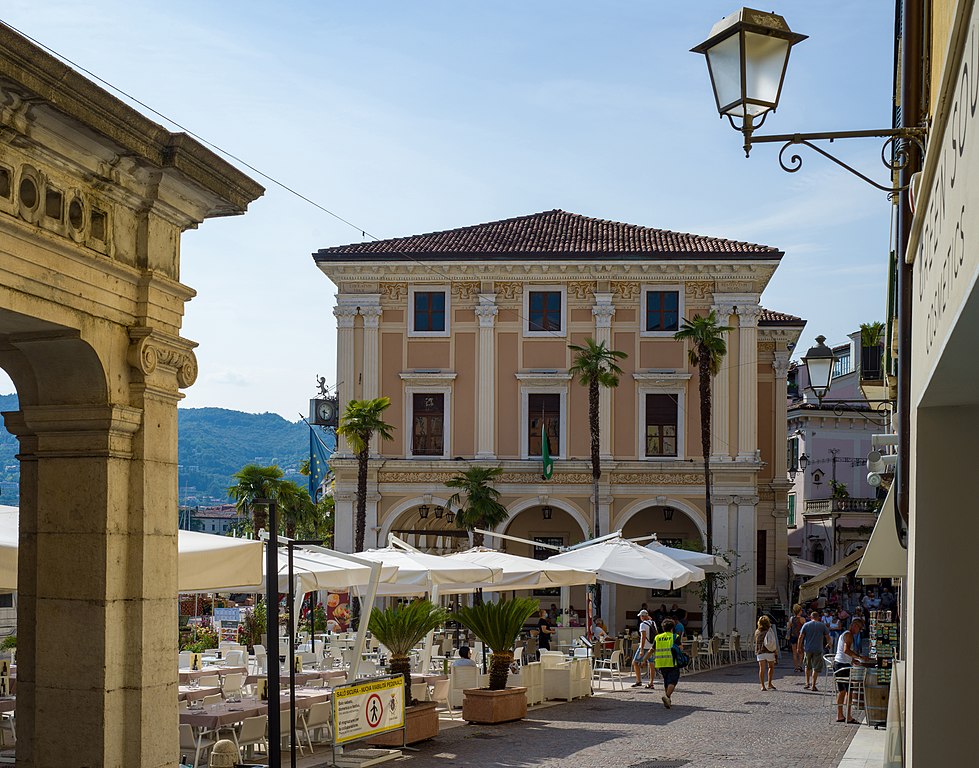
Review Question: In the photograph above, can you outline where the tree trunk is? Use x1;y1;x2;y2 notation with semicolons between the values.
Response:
252;505;267;536
355;445;369;552
473;530;484;547
589;379;602;617
488;651;513;691
699;351;715;637
389;653;413;704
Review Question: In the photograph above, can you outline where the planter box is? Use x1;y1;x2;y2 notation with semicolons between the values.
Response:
462;686;528;724
366;701;439;746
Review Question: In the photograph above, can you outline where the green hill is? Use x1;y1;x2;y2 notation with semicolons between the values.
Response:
0;396;335;507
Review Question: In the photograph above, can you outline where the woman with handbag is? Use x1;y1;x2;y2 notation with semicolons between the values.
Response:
754;615;779;691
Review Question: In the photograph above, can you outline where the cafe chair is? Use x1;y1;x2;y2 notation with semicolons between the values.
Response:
279;712;306;754
593;649;624;691
201;694;223;707
234;714;268;760
197;675;220;688
0;711;14;747
302;701;333;749
179;723;215;768
223;649;246;667
448;665;478;709
178;651;191;668
221;672;244;700
250;644;267;675
429;678;453;718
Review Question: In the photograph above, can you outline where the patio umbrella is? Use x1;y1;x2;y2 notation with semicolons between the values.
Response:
444;546;596;593
645;538;729;573
547;536;705;590
355;546;503;595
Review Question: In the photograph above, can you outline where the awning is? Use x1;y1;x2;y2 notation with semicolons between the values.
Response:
789;556;829;579
855;485;907;579
799;547;864;603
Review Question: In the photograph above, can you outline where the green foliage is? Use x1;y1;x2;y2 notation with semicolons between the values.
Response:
446;466;508;546
831;480;850;499
181;625;219;652
241;600;267;649
454;597;540;690
0;635;15;651
674;311;734;375
860;321;885;348
336;397;395;455
568;338;628;389
367;600;447;657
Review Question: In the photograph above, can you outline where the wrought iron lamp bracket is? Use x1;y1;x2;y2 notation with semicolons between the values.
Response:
741;125;927;193
814;398;892;427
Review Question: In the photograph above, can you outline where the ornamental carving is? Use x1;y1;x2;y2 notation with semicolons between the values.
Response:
495;281;523;300
451;282;480;301
379;282;407;301
610;281;640;301
127;327;198;389
685;281;714;300
611;472;705;485
719;280;756;293
568;281;596;300
758;341;775;352
342;281;376;294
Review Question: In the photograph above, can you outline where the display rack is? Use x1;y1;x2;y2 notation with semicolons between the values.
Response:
867;610;898;686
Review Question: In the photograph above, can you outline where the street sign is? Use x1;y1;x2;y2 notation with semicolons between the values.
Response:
331;675;405;745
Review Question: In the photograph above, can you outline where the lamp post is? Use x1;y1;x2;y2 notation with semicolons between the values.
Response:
798;336;892;426
692;8;925;191
252;498;280;768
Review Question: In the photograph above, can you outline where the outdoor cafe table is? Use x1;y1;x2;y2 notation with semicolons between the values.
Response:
177;684;222;702
0;697;13;714
244;671;322;687
179;692;332;731
410;674;448;685
178;665;247;684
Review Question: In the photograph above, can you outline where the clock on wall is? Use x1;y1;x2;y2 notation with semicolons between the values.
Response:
310;397;339;427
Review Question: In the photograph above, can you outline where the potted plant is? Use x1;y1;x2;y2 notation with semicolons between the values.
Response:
366;599;447;746
454;597;539;724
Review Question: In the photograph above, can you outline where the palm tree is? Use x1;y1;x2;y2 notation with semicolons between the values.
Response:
674;311;733;637
337;397;395;551
276;479;315;539
369;600;447;705
446;466;509;547
227;463;284;535
455;597;540;690
568;337;628;540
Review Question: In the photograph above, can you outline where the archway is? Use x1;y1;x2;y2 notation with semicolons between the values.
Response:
382;497;469;554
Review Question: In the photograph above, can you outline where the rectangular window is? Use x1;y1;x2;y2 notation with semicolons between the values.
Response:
528;393;560;457
45;188;63;220
787;437;800;473
757;529;767;585
645;393;678;457
645;290;679;332
787;494;796;527
413;291;446;332
833;350;852;378
528;291;562;332
0;593;12;608
411;393;445;456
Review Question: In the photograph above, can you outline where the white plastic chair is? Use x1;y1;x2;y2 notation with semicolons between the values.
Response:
235;714;268;760
251;644;267;674
179;723;215;768
221;672;243;699
279;711;306;754
197;675;220;688
301;701;333;749
429;678;453;718
448;665;479;709
224;649;245;667
178;651;191;668
593;649;624;690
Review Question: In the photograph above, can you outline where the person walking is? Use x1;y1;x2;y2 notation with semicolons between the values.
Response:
835;618;873;723
797;610;832;691
788;603;805;671
754;615;779;690
654;618;681;708
631;609;656;688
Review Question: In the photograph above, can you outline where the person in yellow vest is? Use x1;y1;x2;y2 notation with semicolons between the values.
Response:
654;618;681;709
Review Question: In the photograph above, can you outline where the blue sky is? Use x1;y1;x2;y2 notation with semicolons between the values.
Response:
0;1;895;417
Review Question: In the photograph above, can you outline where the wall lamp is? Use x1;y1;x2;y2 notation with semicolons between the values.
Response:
542;505;553;520
418;504;430;520
800;335;891;426
434;505;444;519
663;507;675;522
692;7;925;192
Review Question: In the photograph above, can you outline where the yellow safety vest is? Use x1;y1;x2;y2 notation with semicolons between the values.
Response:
654;632;675;668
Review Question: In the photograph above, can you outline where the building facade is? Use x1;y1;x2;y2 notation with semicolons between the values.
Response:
315;210;804;633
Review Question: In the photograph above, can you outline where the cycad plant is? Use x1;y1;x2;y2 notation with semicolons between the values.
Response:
454;597;539;691
368;599;447;705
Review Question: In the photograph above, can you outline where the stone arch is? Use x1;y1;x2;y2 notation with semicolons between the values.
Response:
378;495;455;544
500;496;591;539
614;497;707;543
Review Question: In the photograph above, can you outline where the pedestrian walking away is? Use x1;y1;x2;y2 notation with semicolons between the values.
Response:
788;603;805;671
754;615;779;690
631;609;656;688
797;611;832;692
654;618;681;708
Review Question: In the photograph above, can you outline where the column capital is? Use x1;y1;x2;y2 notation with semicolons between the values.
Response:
360;304;383;328
772;350;791;378
475;294;499;327
737;304;762;328
592;302;616;328
333;304;358;328
127;326;199;392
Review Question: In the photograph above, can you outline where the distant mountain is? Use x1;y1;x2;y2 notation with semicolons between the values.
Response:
0;396;335;507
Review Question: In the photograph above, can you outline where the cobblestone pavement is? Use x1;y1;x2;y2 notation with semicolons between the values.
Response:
389;660;857;768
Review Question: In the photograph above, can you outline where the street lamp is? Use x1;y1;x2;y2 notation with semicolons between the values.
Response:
801;336;835;403
798;453;810;471
692;7;925;191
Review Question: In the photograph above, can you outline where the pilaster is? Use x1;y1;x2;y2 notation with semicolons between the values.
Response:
735;495;759;633
593;293;615;461
475;294;499;459
772;349;791;479
710;301;736;461
333;301;359;458
736;303;761;462
358;298;383;455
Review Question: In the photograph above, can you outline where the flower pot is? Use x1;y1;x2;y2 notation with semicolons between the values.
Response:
462;686;528;724
366;701;439;746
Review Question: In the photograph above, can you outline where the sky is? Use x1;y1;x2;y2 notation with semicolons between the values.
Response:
0;1;896;418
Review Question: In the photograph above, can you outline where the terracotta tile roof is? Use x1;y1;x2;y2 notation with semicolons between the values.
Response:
314;209;782;260
759;308;805;326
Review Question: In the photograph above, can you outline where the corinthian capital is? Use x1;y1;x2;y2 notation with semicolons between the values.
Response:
772;350;791;378
359;304;383;328
737;304;762;328
475;294;499;327
333;304;358;328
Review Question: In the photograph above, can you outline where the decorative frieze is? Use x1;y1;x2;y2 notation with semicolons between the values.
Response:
379;282;407;302
451;281;480;301
612;472;705;485
568;281;596;300
495;281;522;300
610;280;640;301
685;281;714;300
758;341;775;353
375;468;710;486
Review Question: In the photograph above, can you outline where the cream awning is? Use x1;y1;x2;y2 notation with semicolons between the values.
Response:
799;547;864;603
855;486;907;579
789;556;829;579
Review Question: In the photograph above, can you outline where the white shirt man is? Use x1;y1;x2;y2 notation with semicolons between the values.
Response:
631;609;658;689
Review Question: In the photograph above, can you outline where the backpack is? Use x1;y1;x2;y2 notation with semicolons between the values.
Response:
672;644;691;669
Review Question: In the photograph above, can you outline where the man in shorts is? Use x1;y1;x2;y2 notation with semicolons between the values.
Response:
631;609;656;688
797;610;832;691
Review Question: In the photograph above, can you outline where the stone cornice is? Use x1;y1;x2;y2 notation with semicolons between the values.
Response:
633;371;692;386
399;371;458;384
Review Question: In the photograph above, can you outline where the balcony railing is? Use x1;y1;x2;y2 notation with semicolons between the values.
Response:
804;497;879;515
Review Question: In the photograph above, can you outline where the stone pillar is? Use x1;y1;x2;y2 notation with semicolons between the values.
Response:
333;301;359;458
592;293;616;461
736;304;761;462
772;349;791;479
333;489;355;553
735;495;759;633
710;301;736;461
359;299;383;455
711;495;735;633
475;294;499;460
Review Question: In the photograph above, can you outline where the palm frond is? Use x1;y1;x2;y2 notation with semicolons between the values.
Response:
454;597;540;655
367;600;448;657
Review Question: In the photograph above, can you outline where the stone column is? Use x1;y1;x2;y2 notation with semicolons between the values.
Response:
359;299;383;455
710;495;735;633
475;294;499;460
333;489;356;553
710;301;736;461
736;304;761;462
735;495;760;633
592;293;616;461
772;349;791;479
333;302;359;458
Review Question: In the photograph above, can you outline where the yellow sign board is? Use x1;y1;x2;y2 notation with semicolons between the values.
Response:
332;675;405;745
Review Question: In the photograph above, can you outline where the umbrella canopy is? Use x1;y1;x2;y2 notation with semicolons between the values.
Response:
548;536;705;590
0;507;264;592
645;539;729;573
356;546;503;595
444;546;597;593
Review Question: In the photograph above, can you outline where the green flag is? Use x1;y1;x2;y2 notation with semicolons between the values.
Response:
541;424;554;480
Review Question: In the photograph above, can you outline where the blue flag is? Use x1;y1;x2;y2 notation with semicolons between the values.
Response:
309;425;333;500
